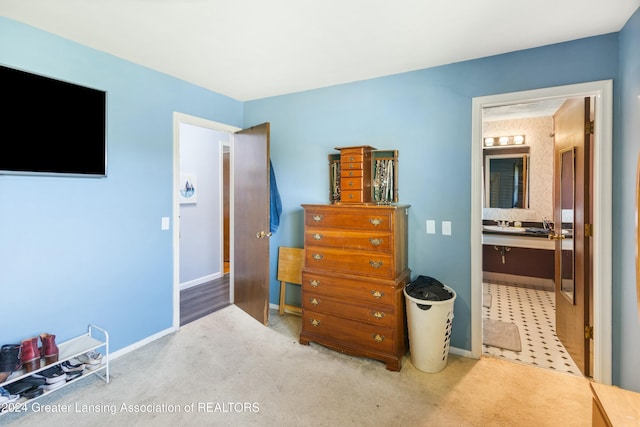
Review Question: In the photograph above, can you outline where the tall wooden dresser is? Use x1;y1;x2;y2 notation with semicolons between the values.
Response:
299;203;411;371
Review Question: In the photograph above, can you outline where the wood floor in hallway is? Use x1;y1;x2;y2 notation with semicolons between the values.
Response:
180;275;230;326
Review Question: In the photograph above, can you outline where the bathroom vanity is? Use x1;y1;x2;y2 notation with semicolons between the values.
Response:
482;223;560;289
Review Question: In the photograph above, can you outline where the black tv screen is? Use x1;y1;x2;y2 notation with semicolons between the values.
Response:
0;65;107;177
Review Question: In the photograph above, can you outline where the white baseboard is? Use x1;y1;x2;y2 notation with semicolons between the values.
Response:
179;272;222;291
107;326;176;362
449;346;475;359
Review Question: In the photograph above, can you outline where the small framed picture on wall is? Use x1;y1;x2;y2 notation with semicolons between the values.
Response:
179;172;197;204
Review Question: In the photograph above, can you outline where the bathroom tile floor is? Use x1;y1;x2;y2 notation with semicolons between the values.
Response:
483;282;582;376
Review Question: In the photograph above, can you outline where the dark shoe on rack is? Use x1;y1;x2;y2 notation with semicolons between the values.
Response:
43;381;65;392
0;344;21;382
5;377;45;395
22;386;43;399
20;338;41;373
61;359;84;373
65;370;83;381
32;365;67;384
39;333;59;365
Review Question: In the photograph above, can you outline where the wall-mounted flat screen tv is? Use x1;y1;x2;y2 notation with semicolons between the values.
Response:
0;65;107;177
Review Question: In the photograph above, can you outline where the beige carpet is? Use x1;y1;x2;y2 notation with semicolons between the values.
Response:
3;305;593;426
483;318;523;352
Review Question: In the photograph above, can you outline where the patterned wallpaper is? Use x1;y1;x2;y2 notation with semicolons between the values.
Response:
483;116;554;223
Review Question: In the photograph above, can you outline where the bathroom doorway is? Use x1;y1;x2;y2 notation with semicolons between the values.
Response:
471;81;613;384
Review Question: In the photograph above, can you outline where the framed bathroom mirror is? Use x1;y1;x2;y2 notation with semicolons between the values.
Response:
483;147;530;209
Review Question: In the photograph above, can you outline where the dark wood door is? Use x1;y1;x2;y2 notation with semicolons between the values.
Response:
553;98;593;376
233;123;271;325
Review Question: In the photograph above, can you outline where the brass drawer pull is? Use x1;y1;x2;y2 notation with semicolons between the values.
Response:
371;290;384;299
309;280;320;287
372;311;385;319
313;233;323;240
349;156;355;161
369;260;383;269
369;238;383;246
372;334;385;343
310;319;320;327
312;253;324;261
310;298;320;306
348;171;354;176
348;181;354;186
349;194;354;199
312;214;323;222
369;218;383;226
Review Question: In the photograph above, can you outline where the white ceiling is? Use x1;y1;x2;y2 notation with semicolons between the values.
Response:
483;98;568;121
2;0;638;101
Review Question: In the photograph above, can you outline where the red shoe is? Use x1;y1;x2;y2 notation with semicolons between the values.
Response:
40;333;59;365
20;337;41;372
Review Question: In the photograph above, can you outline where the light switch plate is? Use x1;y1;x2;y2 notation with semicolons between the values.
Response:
426;220;436;234
442;221;452;236
161;217;170;230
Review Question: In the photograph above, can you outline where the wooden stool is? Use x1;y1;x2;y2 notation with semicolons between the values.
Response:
591;382;640;426
278;247;304;315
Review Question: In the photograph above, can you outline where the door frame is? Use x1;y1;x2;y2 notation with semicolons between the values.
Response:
172;112;240;330
470;80;613;384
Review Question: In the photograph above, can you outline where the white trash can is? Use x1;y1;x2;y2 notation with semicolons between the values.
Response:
403;276;456;373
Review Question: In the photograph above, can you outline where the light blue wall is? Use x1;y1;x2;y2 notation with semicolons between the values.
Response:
0;18;243;352
3;9;640;392
245;33;622;370
616;7;640;391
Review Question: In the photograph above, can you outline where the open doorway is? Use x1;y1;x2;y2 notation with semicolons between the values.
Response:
480;96;583;376
172;113;240;328
471;80;613;384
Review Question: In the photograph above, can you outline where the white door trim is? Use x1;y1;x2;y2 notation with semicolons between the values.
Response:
470;80;613;384
172;112;240;330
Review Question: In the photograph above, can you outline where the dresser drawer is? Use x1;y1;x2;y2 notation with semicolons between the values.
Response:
303;292;395;327
302;271;396;305
340;149;364;163
340;190;364;203
341;168;363;178
304;209;392;231
341;176;363;190
306;246;394;278
305;228;392;252
341;162;363;172
302;310;395;354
